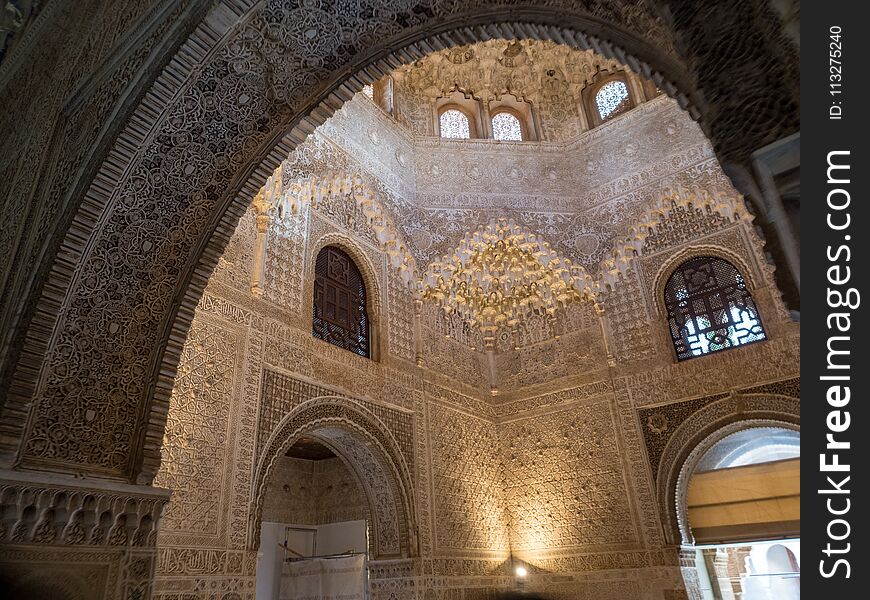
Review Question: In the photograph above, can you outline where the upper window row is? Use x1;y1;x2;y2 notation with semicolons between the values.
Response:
436;75;638;140
439;109;525;141
436;89;534;142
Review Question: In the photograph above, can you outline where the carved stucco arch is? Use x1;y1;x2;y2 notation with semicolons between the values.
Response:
251;396;416;559
673;420;800;546
0;1;798;484
654;393;800;546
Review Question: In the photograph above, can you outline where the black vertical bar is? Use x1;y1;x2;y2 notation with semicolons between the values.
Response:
803;2;869;597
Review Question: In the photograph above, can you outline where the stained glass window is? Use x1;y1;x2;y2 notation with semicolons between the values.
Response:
313;246;370;357
595;79;630;121
491;112;523;141
665;256;766;360
439;109;470;139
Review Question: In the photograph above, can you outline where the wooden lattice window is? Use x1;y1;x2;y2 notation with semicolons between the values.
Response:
313;246;370;357
665;256;766;360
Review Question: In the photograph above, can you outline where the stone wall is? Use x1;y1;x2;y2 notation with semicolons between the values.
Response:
143;92;799;600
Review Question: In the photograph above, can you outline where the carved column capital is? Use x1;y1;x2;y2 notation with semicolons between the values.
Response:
255;212;271;234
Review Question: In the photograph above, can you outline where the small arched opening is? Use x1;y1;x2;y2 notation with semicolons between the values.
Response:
678;426;800;600
438;106;473;139
255;435;373;600
251;398;416;600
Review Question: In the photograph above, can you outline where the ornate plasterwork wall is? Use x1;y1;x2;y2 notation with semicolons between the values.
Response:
152;314;245;546
0;471;170;600
390;95;733;277
138;81;800;600
0;88;800;600
268;93;760;365
0;2;800;504
0;5;801;600
427;402;510;555
503;399;638;554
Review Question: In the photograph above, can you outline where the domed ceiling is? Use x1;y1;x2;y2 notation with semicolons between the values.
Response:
392;39;643;140
239;39;750;392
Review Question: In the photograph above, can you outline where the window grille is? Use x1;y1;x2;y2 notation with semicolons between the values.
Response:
491;112;523;141
313;246;370;357
665;256;766;360
595;79;631;121
439;109;470;138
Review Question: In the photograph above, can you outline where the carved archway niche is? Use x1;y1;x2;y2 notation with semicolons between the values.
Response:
250;397;416;560
655;393;800;546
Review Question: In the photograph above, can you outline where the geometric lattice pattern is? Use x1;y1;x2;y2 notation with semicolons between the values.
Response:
313;246;370;357
491;112;522;141
387;270;416;362
439;109;470;139
429;404;510;551
665;256;766;360
595;79;630;121
503;403;638;550
154;319;236;536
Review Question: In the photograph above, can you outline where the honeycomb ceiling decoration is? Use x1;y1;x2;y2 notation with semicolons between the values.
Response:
596;185;752;291
421;219;596;347
256;165;749;351
256;165;419;286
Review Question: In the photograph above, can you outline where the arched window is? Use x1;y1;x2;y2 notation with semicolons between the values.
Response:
439;108;470;139
491;111;523;141
313;246;370;357
595;79;630;121
665;256;766;360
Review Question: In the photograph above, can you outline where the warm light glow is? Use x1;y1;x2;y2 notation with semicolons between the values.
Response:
422;219;594;348
515;566;527;578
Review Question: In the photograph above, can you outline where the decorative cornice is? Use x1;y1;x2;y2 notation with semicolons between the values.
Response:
0;470;170;548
